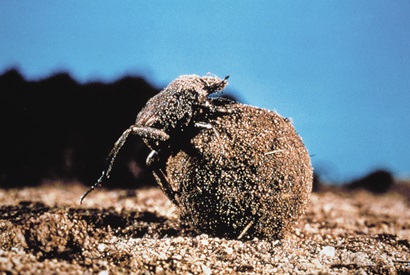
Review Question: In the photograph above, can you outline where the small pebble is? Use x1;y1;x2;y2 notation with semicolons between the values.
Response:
320;246;335;257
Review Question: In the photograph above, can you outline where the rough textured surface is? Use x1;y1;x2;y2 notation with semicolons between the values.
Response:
0;182;409;274
159;102;312;240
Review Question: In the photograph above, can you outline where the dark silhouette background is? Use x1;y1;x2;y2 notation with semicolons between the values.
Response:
346;169;394;194
1;69;160;188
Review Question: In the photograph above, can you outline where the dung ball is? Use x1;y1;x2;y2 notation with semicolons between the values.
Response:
154;100;313;240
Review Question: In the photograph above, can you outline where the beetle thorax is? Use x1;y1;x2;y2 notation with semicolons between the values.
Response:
135;74;227;132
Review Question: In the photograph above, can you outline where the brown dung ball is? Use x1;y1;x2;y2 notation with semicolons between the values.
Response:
153;100;313;240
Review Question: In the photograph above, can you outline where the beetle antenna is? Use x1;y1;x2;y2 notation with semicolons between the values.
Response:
80;127;133;204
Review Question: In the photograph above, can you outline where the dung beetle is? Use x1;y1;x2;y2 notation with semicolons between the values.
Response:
81;74;313;240
80;74;230;204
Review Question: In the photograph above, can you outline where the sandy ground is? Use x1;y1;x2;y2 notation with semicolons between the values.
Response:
0;182;409;274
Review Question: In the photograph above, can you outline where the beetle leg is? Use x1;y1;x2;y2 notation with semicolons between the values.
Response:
130;126;170;141
215;105;233;114
146;150;159;166
152;168;179;206
81;125;170;204
147;148;178;205
81;126;134;204
200;97;236;116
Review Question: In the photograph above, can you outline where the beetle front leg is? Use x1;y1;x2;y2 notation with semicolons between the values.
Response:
81;125;170;204
109;125;169;174
80;127;134;203
130;126;170;167
130;126;170;141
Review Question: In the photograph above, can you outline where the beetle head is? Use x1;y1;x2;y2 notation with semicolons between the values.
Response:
166;74;229;103
200;74;229;95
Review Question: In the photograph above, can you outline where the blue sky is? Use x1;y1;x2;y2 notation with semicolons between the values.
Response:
1;1;410;182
